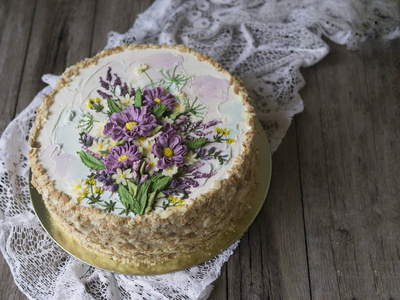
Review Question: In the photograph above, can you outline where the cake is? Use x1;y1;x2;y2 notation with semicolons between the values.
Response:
29;43;258;264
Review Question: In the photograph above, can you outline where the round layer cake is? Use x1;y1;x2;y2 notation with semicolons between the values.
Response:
29;43;258;264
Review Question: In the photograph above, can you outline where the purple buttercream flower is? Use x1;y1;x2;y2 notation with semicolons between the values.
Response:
184;177;199;188
151;131;188;169
103;106;158;141
106;67;112;82
99;77;109;90
97;90;112;99
113;73;122;87
162;123;177;134
139;174;148;184
142;87;176;110
104;143;141;173
175;115;188;125
121;83;128;96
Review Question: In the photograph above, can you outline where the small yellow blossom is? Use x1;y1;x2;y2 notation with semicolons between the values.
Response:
168;195;185;207
226;138;235;144
86;177;96;185
215;127;231;136
85;98;94;109
94;187;104;194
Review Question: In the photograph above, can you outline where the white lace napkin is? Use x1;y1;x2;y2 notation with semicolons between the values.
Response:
1;0;398;299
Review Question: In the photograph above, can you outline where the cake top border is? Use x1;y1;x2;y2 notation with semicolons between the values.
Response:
29;43;257;224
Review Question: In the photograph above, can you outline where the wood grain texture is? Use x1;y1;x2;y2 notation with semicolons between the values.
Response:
1;0;400;299
0;0;36;134
16;0;96;114
0;1;36;300
298;38;400;299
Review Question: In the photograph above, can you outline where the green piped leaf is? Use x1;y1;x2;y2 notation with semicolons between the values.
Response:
185;137;207;150
151;125;163;136
115;139;125;146
77;151;105;170
144;191;157;214
107;97;121;114
156;191;166;199
149;173;164;182
118;185;134;210
135;88;142;107
153;105;169;120
127;181;138;199
150;176;172;193
139;161;146;176
136;180;152;215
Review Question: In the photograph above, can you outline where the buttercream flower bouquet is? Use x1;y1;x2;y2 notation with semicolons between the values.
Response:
72;65;235;216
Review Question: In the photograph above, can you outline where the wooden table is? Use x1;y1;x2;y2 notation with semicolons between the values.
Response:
1;1;399;299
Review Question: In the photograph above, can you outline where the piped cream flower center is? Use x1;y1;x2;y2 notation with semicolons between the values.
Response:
118;155;130;162
154;97;162;104
163;147;173;158
125;122;138;131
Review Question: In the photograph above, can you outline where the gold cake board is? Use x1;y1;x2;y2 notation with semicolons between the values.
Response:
29;120;272;275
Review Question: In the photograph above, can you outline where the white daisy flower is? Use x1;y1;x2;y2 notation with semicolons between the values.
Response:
160;116;174;124
142;139;155;155
174;91;187;101
184;151;198;165
112;168;133;186
133;137;154;155
92;121;107;138
172;102;187;114
162;164;179;177
134;63;148;75
118;93;135;106
144;153;159;175
90;138;113;155
69;179;89;199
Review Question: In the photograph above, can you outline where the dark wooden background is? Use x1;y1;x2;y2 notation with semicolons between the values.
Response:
1;1;399;299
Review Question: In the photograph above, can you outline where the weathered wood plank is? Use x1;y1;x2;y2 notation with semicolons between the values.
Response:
360;38;400;296
0;1;36;300
298;38;400;299
222;123;311;299
91;0;153;55
260;124;310;299
1;1;96;300
16;0;97;115
208;264;227;300
0;0;36;134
